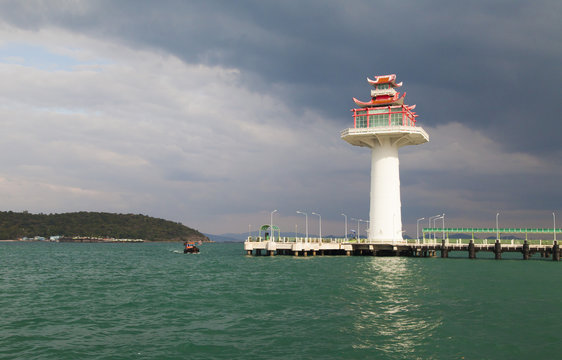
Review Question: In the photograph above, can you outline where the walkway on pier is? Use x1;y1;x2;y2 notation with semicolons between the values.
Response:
244;235;562;261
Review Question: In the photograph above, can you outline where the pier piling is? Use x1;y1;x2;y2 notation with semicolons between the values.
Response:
494;240;502;260
523;240;530;260
441;240;448;258
468;240;476;259
553;241;560;261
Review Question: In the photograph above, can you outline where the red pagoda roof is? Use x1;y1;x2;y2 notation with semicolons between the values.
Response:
367;74;402;88
353;74;414;108
353;92;406;108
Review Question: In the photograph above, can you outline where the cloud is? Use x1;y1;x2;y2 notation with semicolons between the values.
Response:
0;26;370;233
0;1;560;236
400;122;562;232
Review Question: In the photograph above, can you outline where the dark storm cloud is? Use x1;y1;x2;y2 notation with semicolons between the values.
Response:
1;0;560;234
1;0;560;157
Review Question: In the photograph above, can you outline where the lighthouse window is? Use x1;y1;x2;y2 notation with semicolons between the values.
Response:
390;112;403;126
377;84;389;90
356;115;368;128
369;114;387;127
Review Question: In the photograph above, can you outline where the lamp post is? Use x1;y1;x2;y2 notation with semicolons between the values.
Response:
296;211;308;242
433;216;442;241
441;213;446;240
312;212;322;241
341;213;348;241
270;209;277;241
416;217;425;243
429;214;441;242
554;212;557;243
360;219;369;242
496;212;500;242
351;218;361;242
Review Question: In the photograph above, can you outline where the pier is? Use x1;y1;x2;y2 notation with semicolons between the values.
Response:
244;227;562;260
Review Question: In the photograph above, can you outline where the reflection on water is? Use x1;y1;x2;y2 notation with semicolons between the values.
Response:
347;257;442;356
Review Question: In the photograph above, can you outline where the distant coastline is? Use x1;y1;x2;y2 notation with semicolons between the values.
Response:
0;211;210;243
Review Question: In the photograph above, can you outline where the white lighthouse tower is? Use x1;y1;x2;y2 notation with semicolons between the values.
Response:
341;74;429;243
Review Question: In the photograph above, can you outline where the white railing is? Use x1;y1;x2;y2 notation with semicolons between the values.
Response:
340;126;428;138
246;236;361;243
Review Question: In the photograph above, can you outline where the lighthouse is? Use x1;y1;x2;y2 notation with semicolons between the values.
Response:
341;74;429;243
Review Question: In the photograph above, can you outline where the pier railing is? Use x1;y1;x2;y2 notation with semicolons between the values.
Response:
351;105;417;128
246;237;370;244
420;227;561;246
246;226;561;246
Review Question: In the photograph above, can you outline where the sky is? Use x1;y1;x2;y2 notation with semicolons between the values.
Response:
0;0;560;237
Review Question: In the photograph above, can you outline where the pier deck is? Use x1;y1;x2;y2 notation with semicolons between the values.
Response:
244;237;561;260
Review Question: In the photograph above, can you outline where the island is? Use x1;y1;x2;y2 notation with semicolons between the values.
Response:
0;211;210;243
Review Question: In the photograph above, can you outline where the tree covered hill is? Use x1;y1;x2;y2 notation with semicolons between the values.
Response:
0;211;209;242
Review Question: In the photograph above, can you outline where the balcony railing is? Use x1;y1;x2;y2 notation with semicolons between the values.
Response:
351;105;417;129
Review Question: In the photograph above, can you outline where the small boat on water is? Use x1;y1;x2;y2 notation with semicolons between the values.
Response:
183;242;200;254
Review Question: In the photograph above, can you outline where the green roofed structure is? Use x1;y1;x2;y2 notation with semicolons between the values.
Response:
259;224;280;240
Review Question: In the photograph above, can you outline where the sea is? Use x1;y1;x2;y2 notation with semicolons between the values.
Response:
1;241;561;359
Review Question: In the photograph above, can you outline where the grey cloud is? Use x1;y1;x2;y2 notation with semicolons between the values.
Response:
0;0;560;234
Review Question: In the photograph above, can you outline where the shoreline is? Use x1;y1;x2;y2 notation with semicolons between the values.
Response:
0;239;212;243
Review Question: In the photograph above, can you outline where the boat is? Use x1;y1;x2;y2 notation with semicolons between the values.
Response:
183;242;200;254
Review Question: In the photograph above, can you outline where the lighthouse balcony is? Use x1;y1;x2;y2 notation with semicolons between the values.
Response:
340;126;429;147
341;105;428;147
350;105;418;129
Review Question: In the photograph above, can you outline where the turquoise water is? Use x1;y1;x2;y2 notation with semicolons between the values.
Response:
1;242;561;359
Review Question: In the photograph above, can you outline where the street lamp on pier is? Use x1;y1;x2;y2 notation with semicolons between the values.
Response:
554;212;557;243
341;213;348;241
351;218;361;242
441;213;445;240
359;219;369;242
496;212;500;242
270;210;277;241
416;217;425;243
296;211;308;242
312;212;322;241
429;214;441;242
433;215;443;241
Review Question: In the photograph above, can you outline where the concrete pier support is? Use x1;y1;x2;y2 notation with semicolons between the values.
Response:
523;240;530;260
269;250;275;256
293;251;299;257
441;240;448;258
494;240;502;260
246;250;252;256
468;240;476;259
553;241;560;261
346;250;351;256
